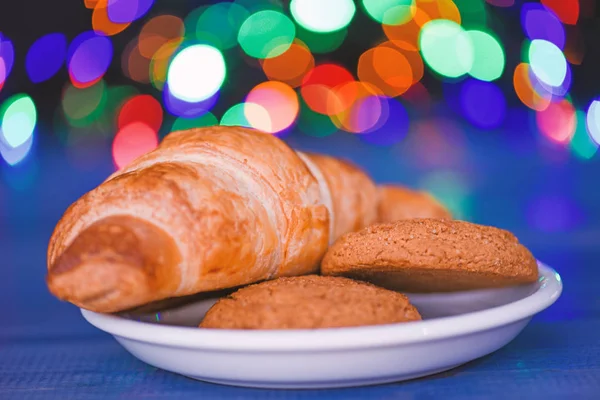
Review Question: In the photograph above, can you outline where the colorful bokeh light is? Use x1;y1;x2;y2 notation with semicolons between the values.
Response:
2;0;597;168
417;0;461;24
84;0;100;9
118;95;163;132
329;82;384;133
261;40;314;88
420;19;474;78
167;44;226;103
291;0;355;33
297;98;338;138
295;25;347;54
362;0;415;25
0;60;6;92
238;10;296;59
420;170;472;220
460;79;506;129
513;63;551;112
163;84;219;118
301;63;354;116
358;97;410;146
149;39;181;91
61;80;107;127
0;34;15;88
112;122;159;169
0;134;33;166
107;0;154;24
245;81;299;134
96;86;137;136
92;0;131;36
529;60;572;98
586;100;600;145
122;38;151;84
67;31;113;88
529;39;567;88
536;98;576;144
59;84;138;141
0;94;37;149
195;2;249;50
541;0;579;25
172;113;218;132
383;6;430;52
139;15;184;59
401;82;431;108
467;30;505;82
183;7;207;37
358;44;414;97
221;103;263;128
401;50;425;86
363;96;394;135
454;0;487;29
26;33;67;83
570;110;598;160
521;3;565;49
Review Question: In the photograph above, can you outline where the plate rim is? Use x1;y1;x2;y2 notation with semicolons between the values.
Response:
80;261;562;352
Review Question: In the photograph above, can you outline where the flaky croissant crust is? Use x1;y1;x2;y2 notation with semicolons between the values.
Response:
47;126;333;311
46;126;450;313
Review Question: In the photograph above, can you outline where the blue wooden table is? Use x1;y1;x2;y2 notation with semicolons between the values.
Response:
1;133;599;399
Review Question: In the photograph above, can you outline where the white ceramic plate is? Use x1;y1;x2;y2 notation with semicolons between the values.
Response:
81;262;562;389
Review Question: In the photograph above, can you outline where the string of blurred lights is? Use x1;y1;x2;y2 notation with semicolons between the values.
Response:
0;0;598;172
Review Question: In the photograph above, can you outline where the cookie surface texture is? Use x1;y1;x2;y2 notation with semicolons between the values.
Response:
321;219;539;292
199;275;421;329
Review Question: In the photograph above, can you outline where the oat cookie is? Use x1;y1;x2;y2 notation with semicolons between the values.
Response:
321;219;539;292
199;275;421;329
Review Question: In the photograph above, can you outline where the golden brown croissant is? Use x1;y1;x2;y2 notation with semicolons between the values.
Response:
300;152;378;240
46;126;379;313
377;185;452;222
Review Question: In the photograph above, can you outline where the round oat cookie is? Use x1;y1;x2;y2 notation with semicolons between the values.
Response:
321;219;539;293
199;275;421;329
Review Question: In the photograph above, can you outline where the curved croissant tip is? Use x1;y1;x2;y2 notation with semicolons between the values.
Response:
46;215;160;313
46;215;185;313
47;258;150;313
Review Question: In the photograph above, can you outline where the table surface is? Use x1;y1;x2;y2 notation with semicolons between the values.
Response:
1;138;600;399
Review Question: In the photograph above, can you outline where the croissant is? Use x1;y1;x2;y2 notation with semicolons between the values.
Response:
377;185;452;222
46;126;379;313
